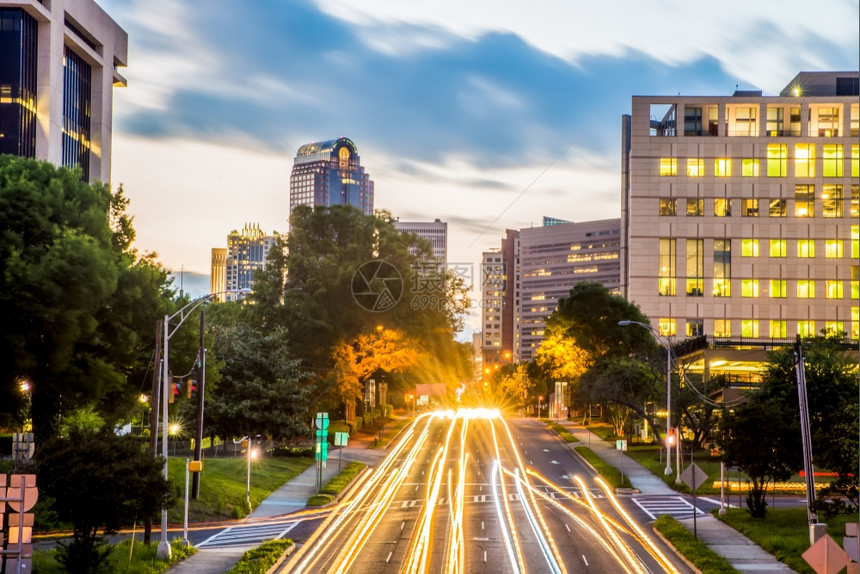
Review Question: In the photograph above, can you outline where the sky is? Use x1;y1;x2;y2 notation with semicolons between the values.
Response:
98;0;859;332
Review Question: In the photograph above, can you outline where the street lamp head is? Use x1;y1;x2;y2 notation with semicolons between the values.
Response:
139;393;149;404
618;320;632;326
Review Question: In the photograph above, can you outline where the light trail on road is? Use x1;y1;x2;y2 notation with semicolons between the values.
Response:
281;410;686;574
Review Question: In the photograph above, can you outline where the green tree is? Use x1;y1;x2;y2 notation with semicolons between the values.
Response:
0;156;173;440
37;427;172;571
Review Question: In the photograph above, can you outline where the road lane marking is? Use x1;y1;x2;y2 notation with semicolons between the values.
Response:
564;523;570;533
386;551;393;563
582;554;589;566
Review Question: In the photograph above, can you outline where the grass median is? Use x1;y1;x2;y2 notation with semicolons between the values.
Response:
33;538;195;574
573;446;632;489
654;515;740;573
227;539;293;574
167;456;314;522
307;461;367;506
546;421;579;443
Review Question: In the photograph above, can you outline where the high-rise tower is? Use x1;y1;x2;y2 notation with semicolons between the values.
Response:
289;137;374;217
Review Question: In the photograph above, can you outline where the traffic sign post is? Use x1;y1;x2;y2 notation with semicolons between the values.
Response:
680;462;707;538
334;432;349;472
1;474;37;574
315;413;330;492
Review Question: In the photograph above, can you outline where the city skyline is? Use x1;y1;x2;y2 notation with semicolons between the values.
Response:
98;0;858;329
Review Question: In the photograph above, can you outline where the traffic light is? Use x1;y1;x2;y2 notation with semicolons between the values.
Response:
188;379;198;400
169;377;180;403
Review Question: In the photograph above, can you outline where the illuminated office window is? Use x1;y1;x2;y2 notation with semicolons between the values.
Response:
713;239;731;297
686;198;704;216
812;106;840;137
686;239;704;296
714;319;731;338
825;240;843;258
825;280;843;299
794;185;814;217
769;279;787;298
686;319;704;337
658;238;676;296
789;107;802;136
714;158;732;177
769;320;787;338
795;144;815;177
822;144;843;177
687;158;705;177
798;321;816;338
741;239;759;257
729;106;758;136
741;158;760;176
659;198;677;216
767;144;787;177
852;145;859;178
769;199;787;217
852;103;859;137
741;279;759;297
766;106;784;136
742;198;759;216
853;226;859;259
852;307;859;339
822;185;843;218
660;158;677;176
853;186;859;218
797;240;815;258
825;321;844;336
659;318;676;337
769;239;786;258
797;280;815;299
713;198;731;217
741;320;759;338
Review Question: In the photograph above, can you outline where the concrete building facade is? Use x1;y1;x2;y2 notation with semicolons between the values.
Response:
394;218;448;264
515;219;622;361
621;71;859;345
0;0;127;183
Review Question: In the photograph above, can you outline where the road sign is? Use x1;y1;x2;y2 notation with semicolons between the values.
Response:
8;474;38;512
616;440;627;452
334;432;349;447
315;412;330;430
803;533;849;574
680;463;708;492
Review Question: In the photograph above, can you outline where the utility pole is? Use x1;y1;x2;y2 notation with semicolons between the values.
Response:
192;311;205;499
794;335;819;542
149;320;162;455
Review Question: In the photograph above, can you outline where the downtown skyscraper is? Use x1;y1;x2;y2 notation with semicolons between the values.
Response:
289;137;374;217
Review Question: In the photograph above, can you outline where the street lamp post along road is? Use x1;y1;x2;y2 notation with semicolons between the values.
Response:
156;289;249;560
618;320;674;477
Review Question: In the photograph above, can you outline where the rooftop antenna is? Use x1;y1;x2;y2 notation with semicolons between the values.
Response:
179;265;184;299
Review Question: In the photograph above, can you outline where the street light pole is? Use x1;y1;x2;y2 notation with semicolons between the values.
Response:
619;320;673;476
156;289;248;560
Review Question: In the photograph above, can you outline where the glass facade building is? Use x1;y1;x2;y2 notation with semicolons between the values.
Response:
290;137;374;217
0;8;38;158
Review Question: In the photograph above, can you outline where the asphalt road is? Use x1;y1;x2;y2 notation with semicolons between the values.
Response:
276;412;694;573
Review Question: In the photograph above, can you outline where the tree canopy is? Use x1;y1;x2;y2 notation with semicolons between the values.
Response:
0;156;173;439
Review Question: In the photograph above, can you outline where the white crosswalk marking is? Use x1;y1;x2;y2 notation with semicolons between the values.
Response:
631;495;705;520
197;519;299;548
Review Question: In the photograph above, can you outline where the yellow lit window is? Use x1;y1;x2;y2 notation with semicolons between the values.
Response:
794;144;815;177
686;199;704;216
767;144;787;177
769;279;787;298
822;144;843;177
853;185;859;218
660;158;678;176
714;158;732;177
714;319;731;338
741;239;759;257
741;158;760;177
687;158;705;177
853;281;859;300
797;280;815;299
825;321;844;336
852;145;859;178
795;184;814;217
822;184;843;218
769;320;787;338
825;240;843;258
713;279;731;297
742;199;759;217
714;198;731;216
658;318;676;337
659;198;677;216
769;239;786;257
853;226;859;259
741;320;759;338
769;199;787;217
853;307;859;339
813;106;840;137
798;321;816;338
741;279;759;297
797;240;815;258
825;280;843;299
658;238;676;296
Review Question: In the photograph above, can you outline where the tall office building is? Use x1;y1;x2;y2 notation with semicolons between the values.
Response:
0;0;127;183
515;219;621;361
394;218;448;264
210;223;279;302
621;71;858;347
480;229;518;366
289;137;374;217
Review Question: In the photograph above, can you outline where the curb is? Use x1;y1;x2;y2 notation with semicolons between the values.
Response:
651;524;703;574
265;541;296;574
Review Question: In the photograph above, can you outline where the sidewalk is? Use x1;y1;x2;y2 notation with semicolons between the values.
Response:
166;425;392;573
557;420;796;573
